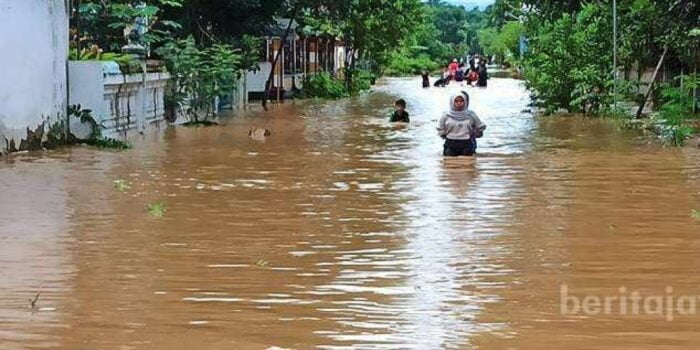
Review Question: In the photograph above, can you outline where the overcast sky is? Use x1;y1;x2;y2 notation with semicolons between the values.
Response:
445;0;496;10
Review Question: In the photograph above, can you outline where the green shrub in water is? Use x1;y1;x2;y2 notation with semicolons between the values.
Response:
384;52;440;76
303;72;347;99
692;210;700;221
348;70;374;95
148;202;167;218
653;75;698;146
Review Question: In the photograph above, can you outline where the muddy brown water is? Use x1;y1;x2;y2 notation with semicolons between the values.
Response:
2;77;700;350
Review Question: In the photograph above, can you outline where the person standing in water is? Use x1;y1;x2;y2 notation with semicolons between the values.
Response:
421;70;430;88
437;92;486;156
389;99;410;123
448;58;459;79
476;61;488;87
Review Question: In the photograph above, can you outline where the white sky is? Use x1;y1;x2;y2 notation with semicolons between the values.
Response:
445;0;496;10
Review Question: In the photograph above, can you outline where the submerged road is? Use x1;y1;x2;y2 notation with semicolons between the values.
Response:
1;77;700;349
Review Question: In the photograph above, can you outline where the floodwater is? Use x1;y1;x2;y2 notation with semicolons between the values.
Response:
2;77;700;350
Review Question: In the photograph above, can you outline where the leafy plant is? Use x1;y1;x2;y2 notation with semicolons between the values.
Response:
70;46;134;63
147;202;167;217
157;37;243;123
75;0;183;53
384;51;440;76
348;69;374;95
303;72;347;99
652;75;699;146
522;4;616;114
68;105;133;149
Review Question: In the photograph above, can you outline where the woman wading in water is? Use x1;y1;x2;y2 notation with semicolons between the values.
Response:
437;92;486;156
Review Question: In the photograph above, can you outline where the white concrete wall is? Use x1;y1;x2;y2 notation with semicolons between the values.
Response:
246;62;272;93
0;0;68;151
69;62;170;137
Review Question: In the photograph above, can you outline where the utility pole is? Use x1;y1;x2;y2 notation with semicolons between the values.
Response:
613;0;618;109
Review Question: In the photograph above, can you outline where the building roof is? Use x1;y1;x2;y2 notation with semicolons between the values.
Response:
266;18;299;37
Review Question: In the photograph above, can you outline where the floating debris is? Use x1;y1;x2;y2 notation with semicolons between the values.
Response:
148;202;167;218
113;179;131;192
28;292;40;310
248;127;272;141
692;209;700;221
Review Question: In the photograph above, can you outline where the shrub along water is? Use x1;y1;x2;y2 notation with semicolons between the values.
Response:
43;105;132;151
651;75;699;146
302;70;374;99
303;73;347;99
157;37;243;125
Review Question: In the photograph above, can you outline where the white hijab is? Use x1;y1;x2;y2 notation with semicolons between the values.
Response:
446;93;470;121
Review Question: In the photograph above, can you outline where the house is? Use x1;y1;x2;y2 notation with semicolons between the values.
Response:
246;19;346;101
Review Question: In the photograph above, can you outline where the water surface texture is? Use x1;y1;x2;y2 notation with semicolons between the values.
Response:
2;77;700;349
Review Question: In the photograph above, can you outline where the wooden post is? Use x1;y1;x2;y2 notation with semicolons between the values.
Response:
262;7;299;109
292;37;297;90
276;39;282;103
694;48;698;114
635;46;668;119
303;37;307;78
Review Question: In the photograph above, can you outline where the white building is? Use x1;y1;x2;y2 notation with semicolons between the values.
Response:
0;0;69;152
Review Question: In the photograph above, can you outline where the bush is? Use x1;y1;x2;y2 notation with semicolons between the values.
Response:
303;72;347;99
348;69;374;95
653;75;699;146
522;4;614;114
385;53;440;76
157;37;242;123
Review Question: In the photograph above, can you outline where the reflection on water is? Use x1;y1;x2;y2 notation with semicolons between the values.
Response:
1;77;699;350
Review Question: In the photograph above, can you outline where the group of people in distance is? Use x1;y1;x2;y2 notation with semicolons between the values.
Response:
388;55;488;157
422;55;489;88
389;91;486;157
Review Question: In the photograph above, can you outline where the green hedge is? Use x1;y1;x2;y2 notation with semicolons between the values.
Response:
303;72;347;99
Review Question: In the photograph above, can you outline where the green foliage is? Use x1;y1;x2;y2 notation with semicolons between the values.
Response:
383;2;492;76
302;68;373;98
41;106;132;150
113;179;132;192
385;51;440;76
692;209;700;221
237;35;263;73
157;37;243;122
303;72;347;99
165;0;279;43
482;21;523;64
348;69;374;95
303;0;423;81
522;4;615;114
505;0;699;119
69;105;134;149
147;202;167;218
76;0;183;52
69;47;135;63
652;75;699;146
84;137;133;149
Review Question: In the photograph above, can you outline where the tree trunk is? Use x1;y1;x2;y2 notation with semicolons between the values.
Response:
635;46;668;119
262;3;300;110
